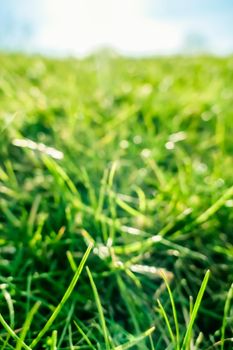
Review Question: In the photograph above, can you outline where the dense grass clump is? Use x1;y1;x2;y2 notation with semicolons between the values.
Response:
0;53;232;349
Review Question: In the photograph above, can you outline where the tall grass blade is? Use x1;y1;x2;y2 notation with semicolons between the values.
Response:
0;313;31;350
160;271;180;349
16;301;41;350
86;266;112;350
50;330;57;350
181;270;210;350
220;282;233;350
30;244;93;348
196;186;233;224
74;320;96;350
157;299;176;348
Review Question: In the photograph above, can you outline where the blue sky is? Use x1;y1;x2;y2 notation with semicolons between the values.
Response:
0;0;233;56
149;0;233;17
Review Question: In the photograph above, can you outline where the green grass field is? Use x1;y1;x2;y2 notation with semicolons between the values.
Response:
0;53;232;349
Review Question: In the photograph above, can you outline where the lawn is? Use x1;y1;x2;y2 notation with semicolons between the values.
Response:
0;52;232;349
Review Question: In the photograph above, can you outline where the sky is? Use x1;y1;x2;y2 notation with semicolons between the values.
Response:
0;0;233;56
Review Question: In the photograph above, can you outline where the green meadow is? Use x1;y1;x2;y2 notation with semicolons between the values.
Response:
0;53;232;349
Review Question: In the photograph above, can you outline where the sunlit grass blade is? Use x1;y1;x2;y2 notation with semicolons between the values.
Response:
95;168;108;217
16;301;41;350
194;332;203;350
86;266;112;350
66;250;78;272
196;186;233;225
0;313;31;350
181;270;210;350
160;271;180;349
42;155;79;196
30;244;93;348
50;330;57;350
157;299;176;348
115;326;155;350
2;287;15;329
80;166;97;209
221;282;233;350
149;333;155;350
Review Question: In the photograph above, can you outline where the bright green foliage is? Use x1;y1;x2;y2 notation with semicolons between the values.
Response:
0;53;232;349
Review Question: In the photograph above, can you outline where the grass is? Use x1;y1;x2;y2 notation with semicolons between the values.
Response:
0;51;233;349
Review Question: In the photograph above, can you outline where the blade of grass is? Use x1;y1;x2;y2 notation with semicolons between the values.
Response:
220;282;233;350
16;301;41;350
2;287;15;329
194;332;203;350
0;335;16;350
196;186;233;225
74;320;96;350
0;313;32;350
68;325;75;350
27;195;41;237
50;330;57;350
206;338;233;350
115;326;155;350
157;299;176;348
86;266;112;350
116;274;141;335
149;333;155;350
160;271;180;349
181;270;210;350
95;168;108;217
81;167;97;209
57;302;75;348
30;243;93;348
42;155;79;196
115;195;146;218
66;250;78;272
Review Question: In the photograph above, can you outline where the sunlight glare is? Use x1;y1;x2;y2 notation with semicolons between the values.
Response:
37;0;183;55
